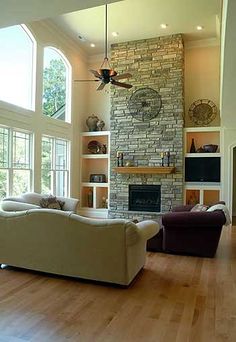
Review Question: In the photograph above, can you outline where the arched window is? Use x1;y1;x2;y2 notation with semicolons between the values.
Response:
0;24;36;110
42;47;71;122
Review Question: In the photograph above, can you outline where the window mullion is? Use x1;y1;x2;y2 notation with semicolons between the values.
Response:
53;138;56;194
8;129;13;196
8;169;13;196
30;134;33;191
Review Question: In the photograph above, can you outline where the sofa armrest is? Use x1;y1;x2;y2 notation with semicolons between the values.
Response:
2;196;25;203
136;220;159;240
162;211;226;228
1;201;41;212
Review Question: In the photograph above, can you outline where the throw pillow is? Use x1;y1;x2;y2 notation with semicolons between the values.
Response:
190;203;208;212
40;195;65;210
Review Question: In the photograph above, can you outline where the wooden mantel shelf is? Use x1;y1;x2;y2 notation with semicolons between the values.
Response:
113;166;175;174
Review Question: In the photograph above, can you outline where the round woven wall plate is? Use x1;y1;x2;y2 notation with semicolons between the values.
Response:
128;88;162;122
188;99;217;126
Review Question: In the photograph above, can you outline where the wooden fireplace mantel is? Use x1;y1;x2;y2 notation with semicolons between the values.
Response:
113;166;175;174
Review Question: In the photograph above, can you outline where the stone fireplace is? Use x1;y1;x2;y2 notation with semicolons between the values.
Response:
109;34;184;220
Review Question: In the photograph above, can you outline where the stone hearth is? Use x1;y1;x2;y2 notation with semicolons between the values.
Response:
109;34;184;220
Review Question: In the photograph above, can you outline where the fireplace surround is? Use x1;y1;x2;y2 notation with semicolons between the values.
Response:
129;185;161;212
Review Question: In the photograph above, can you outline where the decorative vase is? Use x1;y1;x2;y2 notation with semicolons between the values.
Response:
86;115;99;132
190;138;196;153
97;120;105;131
101;144;107;154
88;189;93;207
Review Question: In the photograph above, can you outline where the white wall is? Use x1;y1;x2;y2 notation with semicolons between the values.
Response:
185;41;220;127
0;19;89;198
221;128;236;215
79;54;110;132
220;0;236;214
221;0;236;129
233;147;236;215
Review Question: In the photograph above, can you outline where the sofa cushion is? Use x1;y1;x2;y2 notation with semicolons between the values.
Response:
40;196;65;210
21;192;44;205
190;204;208;212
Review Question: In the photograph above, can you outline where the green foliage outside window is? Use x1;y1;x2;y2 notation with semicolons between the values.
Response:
42;59;66;118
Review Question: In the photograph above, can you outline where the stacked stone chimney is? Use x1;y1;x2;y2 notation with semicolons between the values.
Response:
109;34;184;220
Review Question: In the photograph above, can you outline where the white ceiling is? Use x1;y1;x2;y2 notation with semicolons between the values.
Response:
52;0;221;55
0;0;120;28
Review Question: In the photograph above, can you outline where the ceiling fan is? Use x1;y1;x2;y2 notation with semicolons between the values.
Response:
74;4;132;91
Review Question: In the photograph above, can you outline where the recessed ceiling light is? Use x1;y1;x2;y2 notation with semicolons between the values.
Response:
112;32;119;37
196;25;204;31
90;43;95;48
160;24;168;29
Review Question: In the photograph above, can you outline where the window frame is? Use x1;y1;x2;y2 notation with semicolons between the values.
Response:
0;125;33;198
41;135;70;197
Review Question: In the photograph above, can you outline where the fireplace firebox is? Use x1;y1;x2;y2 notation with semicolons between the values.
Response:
129;185;161;212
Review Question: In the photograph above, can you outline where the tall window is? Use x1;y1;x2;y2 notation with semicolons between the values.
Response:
42;47;71;122
41;136;69;196
0;126;32;199
0;25;36;110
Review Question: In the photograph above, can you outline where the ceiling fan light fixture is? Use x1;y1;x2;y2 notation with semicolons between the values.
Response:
74;4;132;90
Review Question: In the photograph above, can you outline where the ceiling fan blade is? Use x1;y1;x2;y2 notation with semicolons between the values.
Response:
111;80;133;89
112;73;132;81
97;82;106;91
89;69;101;78
74;79;100;82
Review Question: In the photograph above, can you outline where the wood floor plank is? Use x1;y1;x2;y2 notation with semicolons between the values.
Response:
0;225;235;341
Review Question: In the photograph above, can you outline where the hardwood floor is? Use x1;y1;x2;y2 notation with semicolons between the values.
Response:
0;226;236;342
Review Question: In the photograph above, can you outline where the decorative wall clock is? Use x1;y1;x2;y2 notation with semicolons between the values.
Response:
128;88;162;122
188;99;217;126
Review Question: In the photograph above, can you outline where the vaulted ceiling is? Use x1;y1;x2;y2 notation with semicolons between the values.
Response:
0;0;120;28
0;0;221;56
53;0;222;55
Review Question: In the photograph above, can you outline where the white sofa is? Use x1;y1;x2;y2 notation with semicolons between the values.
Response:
1;192;79;213
0;209;159;285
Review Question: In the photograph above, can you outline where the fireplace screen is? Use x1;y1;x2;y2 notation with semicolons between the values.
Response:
129;185;161;212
